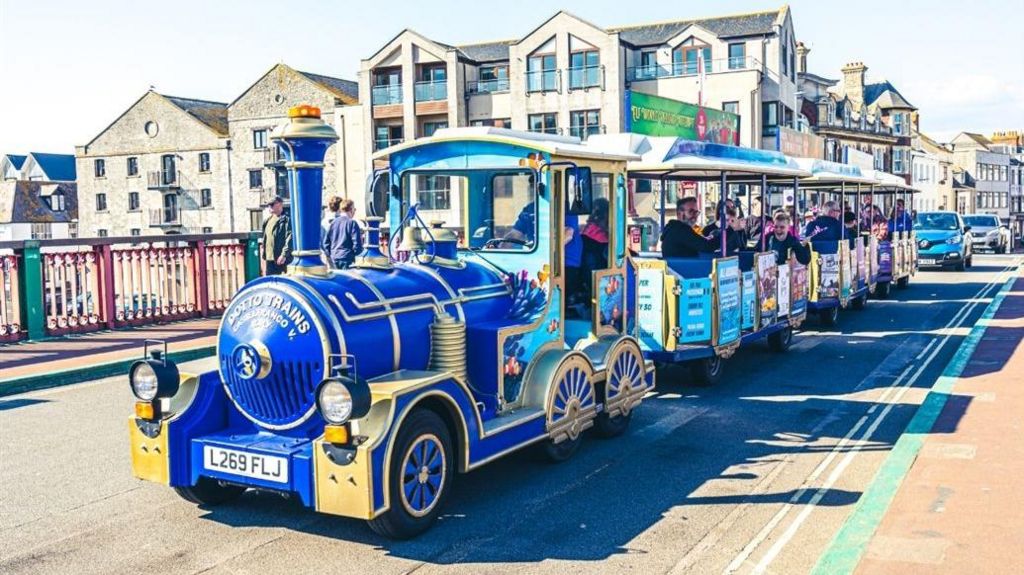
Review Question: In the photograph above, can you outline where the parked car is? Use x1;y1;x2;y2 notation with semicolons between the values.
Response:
914;211;973;271
963;214;1011;254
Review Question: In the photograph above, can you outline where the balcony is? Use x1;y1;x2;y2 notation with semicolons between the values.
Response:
371;84;403;106
626;56;759;82
263;147;284;167
467;78;510;95
568;65;602;90
526;69;559;93
570;125;605;140
149;207;182;227
147;170;180;190
414;80;447;102
374;138;404;151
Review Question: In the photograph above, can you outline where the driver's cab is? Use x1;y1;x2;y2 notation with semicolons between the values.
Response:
373;128;636;412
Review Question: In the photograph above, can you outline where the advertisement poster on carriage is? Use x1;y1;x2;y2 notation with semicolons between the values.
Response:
637;265;665;351
756;252;778;328
868;236;878;282
715;258;741;345
819;253;840;299
857;242;867;286
791;262;808;317
741;271;757;330
840;246;852;300
778;263;791;317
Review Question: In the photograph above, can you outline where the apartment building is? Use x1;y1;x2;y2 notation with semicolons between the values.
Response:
915;132;955;211
75;91;231;238
351;7;801;214
950;132;1011;218
990;130;1023;237
0;153;78;241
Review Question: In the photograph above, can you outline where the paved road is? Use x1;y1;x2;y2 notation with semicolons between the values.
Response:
1;255;1020;575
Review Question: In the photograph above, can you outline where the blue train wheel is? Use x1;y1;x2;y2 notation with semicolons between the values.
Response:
173;477;246;506
542;354;597;462
368;409;452;539
819;305;839;326
690;354;724;386
594;341;643;438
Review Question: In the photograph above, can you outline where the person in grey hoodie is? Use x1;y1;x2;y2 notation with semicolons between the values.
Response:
322;198;363;269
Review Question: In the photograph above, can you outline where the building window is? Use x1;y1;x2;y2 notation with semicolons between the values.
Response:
199;152;210;173
569;50;600;89
673;45;711;75
471;118;512;129
127;157;139;177
893;149;906;174
372;67;403;105
94;159;105;178
248;169;263;190
722;101;739;115
762;102;779;136
728;43;746;69
253;129;268;150
473;64;510;93
249;209;263;232
128;191;140;211
873;148;885;170
97;229;108;238
202;226;213;234
569;110;601;140
528;113;558;135
416;175;451;210
48;192;66;211
635;50;659;80
130;228;141;237
527;53;557;92
96;193;107;212
200;188;212;208
415;65;447;102
422;120;448;138
374;124;404;150
68;222;78;238
30;223;52;240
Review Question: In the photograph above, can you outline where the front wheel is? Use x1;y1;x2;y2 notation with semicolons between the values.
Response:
955;259;966;271
819;305;839;327
690;355;724;386
875;281;891;299
767;326;793;352
173;477;246;506
852;292;868;310
896;276;909;289
368;409;453;539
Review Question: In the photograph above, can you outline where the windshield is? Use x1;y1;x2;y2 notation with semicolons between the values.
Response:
913;212;959;231
962;215;999;228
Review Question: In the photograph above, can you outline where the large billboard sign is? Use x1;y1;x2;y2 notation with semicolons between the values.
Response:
625;90;740;145
775;126;824;159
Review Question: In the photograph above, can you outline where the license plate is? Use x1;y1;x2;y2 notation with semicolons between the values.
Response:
920;259;936;265
203;446;288;483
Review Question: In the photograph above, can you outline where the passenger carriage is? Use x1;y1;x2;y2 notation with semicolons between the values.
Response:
590;134;812;385
861;170;919;297
125;108;654;539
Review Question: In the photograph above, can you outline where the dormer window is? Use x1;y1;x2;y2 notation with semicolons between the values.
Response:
49;192;65;211
672;44;711;76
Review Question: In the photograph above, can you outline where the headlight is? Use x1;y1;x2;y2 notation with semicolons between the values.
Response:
130;362;159;401
317;380;354;424
946;234;962;245
128;351;180;403
316;375;372;425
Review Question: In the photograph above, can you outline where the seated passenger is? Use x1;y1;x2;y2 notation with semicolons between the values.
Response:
843;211;858;248
661;197;718;258
803;200;843;242
581;198;609;273
711;207;746;256
888;199;914;234
769;212;811;266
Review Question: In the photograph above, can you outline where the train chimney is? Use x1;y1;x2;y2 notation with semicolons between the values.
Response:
271;105;339;275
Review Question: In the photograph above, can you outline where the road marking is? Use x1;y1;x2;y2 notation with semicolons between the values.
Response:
809;266;1018;575
722;260;1020;574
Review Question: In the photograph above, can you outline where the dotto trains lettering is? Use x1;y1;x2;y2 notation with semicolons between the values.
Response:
226;291;311;336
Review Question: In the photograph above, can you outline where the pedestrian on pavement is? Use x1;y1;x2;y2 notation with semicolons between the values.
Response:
261;197;292;275
323;198;363;269
321;195;342;247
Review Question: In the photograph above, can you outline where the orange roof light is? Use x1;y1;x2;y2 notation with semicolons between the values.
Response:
288;104;321;119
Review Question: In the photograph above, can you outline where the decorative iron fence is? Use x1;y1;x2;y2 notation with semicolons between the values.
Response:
0;232;259;343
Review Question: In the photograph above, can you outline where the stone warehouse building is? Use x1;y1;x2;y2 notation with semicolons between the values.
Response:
75;65;360;237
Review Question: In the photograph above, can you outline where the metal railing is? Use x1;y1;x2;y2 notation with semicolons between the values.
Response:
626;56;760;82
147;170;180;189
569;124;606;140
467;78;510;94
371;84;403;105
526;69;559;93
374;138;404;151
568;65;602;90
0;233;258;342
414;80;447;102
149;207;182;226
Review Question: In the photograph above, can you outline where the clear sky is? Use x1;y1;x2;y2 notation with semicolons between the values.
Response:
1;0;1021;157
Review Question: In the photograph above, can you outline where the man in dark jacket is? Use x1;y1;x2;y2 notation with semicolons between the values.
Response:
261;196;292;275
323;198;364;269
803;200;843;241
888;198;914;234
769;212;811;265
662;197;717;258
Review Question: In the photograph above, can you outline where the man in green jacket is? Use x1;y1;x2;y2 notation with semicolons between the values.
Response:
262;196;292;275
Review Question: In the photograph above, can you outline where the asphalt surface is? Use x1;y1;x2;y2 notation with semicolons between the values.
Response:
1;254;1020;575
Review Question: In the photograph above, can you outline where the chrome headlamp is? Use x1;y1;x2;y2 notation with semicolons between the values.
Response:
315;376;371;425
129;350;180;402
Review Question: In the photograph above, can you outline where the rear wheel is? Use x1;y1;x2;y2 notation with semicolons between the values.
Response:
819;305;839;327
540;355;596;462
896;276;909;289
767;326;793;353
173;477;246;506
690;355;724;386
368;409;453;539
875;281;891;299
852;292;868;310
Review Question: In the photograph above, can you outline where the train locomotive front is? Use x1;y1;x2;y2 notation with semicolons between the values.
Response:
126;105;654;539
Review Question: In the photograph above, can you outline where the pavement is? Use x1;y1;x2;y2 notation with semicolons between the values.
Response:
0;318;218;395
0;255;1021;575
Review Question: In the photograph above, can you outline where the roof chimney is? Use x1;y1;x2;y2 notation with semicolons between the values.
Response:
841;62;867;110
796;42;809;74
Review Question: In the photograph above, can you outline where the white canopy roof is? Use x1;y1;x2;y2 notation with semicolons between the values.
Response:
793;158;880;186
372;127;641;162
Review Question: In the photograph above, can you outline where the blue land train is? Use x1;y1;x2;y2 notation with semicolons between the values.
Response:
126;105;654;538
